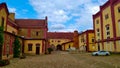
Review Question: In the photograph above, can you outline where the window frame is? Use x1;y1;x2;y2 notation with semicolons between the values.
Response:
28;43;33;51
105;14;109;19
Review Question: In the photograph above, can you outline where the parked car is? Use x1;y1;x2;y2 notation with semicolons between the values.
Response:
92;51;110;56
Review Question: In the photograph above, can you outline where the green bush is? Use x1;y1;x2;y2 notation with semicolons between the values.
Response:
0;60;10;67
47;48;53;54
13;37;21;58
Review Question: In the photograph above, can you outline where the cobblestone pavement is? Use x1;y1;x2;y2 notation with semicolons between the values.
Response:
1;51;120;68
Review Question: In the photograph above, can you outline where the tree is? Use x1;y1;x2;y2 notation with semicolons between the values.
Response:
13;37;21;58
0;27;4;60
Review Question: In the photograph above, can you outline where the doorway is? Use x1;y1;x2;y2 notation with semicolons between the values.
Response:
36;44;40;55
98;43;100;51
56;44;62;50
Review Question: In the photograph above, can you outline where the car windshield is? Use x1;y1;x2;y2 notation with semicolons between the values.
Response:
99;51;106;52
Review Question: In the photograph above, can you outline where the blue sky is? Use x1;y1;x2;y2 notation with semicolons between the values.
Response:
0;0;108;32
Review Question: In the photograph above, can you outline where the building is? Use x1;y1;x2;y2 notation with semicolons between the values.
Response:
0;3;48;60
16;18;48;55
73;30;79;49
62;41;73;51
0;3;22;59
79;30;95;52
93;0;120;52
47;32;73;50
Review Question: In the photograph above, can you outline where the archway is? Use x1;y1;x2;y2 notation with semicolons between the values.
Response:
56;44;62;50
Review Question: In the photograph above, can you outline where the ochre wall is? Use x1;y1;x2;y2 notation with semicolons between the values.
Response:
94;16;102;40
116;41;120;52
8;13;15;22
18;28;44;38
64;42;73;50
114;3;120;37
79;34;86;51
102;6;114;39
24;40;43;55
103;42;115;52
0;8;7;31
7;25;18;35
49;39;71;47
88;33;96;51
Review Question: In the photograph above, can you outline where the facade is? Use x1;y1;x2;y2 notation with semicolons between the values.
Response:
0;3;21;59
79;30;95;52
73;31;79;49
16;18;48;55
0;3;48;60
93;0;120;52
47;32;73;50
62;41;73;51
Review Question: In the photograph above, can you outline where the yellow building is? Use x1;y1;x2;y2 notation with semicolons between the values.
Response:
16;18;48;55
47;32;73;50
0;3;21;59
93;0;120;52
79;30;96;52
62;41;73;51
0;3;48;60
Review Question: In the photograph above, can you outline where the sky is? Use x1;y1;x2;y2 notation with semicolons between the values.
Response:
0;0;108;32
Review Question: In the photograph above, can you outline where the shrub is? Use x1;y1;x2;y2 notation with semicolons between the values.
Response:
0;60;10;67
47;48;53;54
13;37;21;58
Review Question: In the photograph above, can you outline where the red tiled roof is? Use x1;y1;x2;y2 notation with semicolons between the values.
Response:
15;19;47;28
47;32;74;40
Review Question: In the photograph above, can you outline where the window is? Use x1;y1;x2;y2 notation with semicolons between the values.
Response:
96;20;99;24
97;33;100;36
107;31;110;35
92;39;94;42
28;44;33;51
1;18;4;27
118;7;120;13
106;24;110;30
97;29;99;32
51;40;53;42
106;26;110;30
36;32;39;36
105;14;109;19
58;40;60;42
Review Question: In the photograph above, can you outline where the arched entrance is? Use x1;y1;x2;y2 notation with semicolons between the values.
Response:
56;44;62;50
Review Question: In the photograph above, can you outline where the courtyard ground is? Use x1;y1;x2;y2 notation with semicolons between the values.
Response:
1;51;120;68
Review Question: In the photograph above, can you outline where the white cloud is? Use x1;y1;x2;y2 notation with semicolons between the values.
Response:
29;0;108;32
8;7;16;13
51;24;65;30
